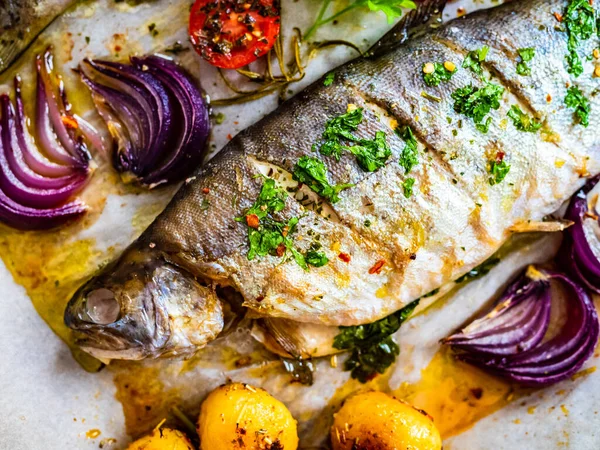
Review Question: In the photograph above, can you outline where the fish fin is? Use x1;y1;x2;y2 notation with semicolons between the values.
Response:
509;219;574;234
367;0;448;57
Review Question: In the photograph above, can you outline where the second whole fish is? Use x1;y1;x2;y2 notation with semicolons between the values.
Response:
65;0;600;360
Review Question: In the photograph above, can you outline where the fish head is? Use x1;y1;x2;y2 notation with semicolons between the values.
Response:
64;246;224;360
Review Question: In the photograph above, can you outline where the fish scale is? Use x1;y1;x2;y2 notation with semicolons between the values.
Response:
65;0;600;360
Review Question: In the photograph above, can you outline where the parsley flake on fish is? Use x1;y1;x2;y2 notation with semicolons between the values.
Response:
348;131;392;172
455;257;500;283
323;72;335;86
462;46;489;76
507;105;543;132
565;85;590;127
452;83;504;132
516;47;535;76
563;0;596;77
488;157;510;186
402;178;415;198
422;61;457;87
293;156;353;203
333;300;419;382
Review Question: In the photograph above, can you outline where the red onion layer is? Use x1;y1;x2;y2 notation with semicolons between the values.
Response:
444;266;599;387
79;55;210;188
0;48;99;230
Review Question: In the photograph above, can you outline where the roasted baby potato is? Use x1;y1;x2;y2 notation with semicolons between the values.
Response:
330;391;442;450
127;427;194;450
198;382;298;450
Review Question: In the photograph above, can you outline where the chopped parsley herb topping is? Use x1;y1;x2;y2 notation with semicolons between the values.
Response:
397;126;419;174
305;249;329;267
563;0;597;77
213;112;226;125
423;62;457;87
315;108;392;172
507;105;543;132
462;46;489;76
565;85;590;127
315;108;363;160
455;257;501;283
237;178;320;270
516;47;536;76
451;83;504;132
333;300;419;382
488;154;510;186
402;177;415;198
348;131;392;172
323;72;335;86
293;156;353;204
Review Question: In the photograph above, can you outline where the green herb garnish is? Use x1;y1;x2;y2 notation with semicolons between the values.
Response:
462;46;489;76
423;62;457;87
402;178;415;198
564;0;596;77
306;250;329;267
316;108;364;160
333;300;419;382
488;159;510;186
516;47;535;76
293;156;353;203
323;72;335;86
398;126;419;174
452;83;504;131
455;257;501;283
565;85;590;127
304;0;416;41
507;105;542;132
348;131;392;172
213;112;226;125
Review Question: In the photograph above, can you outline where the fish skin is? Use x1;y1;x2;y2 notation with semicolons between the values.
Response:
66;0;600;358
0;0;75;74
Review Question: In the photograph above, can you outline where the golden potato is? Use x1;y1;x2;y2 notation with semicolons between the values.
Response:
127;427;194;450
198;382;298;450
331;391;442;450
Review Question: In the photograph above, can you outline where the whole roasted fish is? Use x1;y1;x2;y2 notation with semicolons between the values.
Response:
0;0;76;74
66;0;600;360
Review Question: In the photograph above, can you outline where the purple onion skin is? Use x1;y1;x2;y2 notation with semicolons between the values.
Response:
79;55;210;188
559;178;600;293
445;268;599;388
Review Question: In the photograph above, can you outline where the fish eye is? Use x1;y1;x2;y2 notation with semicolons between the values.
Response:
85;288;120;325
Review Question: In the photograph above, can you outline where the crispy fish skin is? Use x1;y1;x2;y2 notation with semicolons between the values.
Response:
66;0;600;357
0;0;74;74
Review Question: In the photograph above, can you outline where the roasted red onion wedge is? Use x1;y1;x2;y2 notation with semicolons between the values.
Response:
444;266;599;387
559;177;600;293
0;49;98;230
79;55;210;188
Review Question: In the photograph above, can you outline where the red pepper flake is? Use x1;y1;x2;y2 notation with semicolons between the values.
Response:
495;151;505;163
276;243;286;257
368;260;386;274
553;11;563;22
338;252;351;263
227;133;233;140
61;115;78;129
546;94;552;103
202;187;210;194
234;121;239;125
115;45;122;52
245;214;260;229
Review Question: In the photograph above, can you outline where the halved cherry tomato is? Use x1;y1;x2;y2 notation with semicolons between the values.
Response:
189;0;281;70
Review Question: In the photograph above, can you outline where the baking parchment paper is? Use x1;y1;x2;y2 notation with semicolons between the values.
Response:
1;0;599;448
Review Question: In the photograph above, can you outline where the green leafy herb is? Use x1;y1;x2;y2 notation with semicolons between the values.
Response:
455;257;501;283
323;72;335;86
364;219;372;227
452;83;504;131
488;159;510;186
348;131;392;172
402;177;415;198
306;250;329;267
200;199;211;210
304;0;416;41
316;108;363;160
564;0;597;77
333;300;419;382
475;117;492;133
565;85;590;127
148;23;159;37
462;46;489;76
397;126;419;174
423;62;457;87
516;47;535;76
293;156;353;203
213;112;226;125
507;105;543;132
